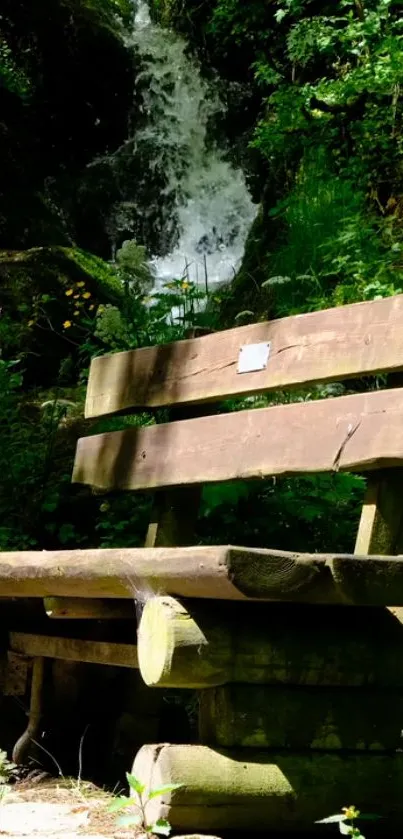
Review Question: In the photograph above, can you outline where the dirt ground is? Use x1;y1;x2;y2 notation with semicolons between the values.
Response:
0;778;135;839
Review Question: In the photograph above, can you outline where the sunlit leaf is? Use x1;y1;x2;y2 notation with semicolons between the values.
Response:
126;772;145;796
148;783;183;800
108;796;136;812
316;815;346;824
117;813;142;827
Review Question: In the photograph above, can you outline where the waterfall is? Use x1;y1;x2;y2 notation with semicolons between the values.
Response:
111;0;257;292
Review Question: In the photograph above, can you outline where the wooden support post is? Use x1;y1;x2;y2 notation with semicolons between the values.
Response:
132;744;403;832
137;596;403;688
145;488;201;549
355;469;403;555
145;404;206;549
199;684;403;750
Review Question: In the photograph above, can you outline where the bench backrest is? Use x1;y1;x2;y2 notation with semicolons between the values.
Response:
73;294;403;492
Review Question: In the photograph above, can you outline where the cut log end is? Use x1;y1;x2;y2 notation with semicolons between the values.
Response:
138;598;175;687
138;596;208;687
133;744;171;823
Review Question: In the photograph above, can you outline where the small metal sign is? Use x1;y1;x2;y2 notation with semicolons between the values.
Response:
237;342;271;374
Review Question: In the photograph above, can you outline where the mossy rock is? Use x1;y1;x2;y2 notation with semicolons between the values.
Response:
0;246;124;386
218;208;272;326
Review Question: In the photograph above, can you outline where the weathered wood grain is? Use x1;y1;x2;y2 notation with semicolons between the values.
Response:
137;596;403;688
10;633;138;668
132;744;403;831
74;387;403;491
199;684;403;750
85;294;403;415
3;546;403;604
0;546;231;599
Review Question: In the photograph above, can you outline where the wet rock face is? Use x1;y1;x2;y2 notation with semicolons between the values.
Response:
0;0;134;253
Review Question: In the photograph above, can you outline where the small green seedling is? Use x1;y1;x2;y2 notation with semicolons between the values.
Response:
109;772;183;836
316;805;381;839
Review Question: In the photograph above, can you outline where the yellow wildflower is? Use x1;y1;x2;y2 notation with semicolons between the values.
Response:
74;311;80;317
27;319;35;327
89;304;95;311
76;281;85;288
342;807;360;821
63;320;72;329
65;289;73;297
83;291;91;299
181;281;189;290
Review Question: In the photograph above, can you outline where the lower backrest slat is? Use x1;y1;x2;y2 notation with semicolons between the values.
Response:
73;386;403;491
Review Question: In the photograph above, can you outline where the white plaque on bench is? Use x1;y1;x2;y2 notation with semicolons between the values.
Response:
237;342;271;374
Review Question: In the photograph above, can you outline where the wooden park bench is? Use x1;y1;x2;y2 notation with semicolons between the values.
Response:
5;293;403;830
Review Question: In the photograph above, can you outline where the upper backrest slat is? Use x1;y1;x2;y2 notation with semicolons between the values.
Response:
73;387;403;491
85;294;403;418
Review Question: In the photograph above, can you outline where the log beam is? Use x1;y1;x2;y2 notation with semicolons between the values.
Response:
137;596;403;688
199;684;403;750
132;744;403;831
3;546;403;604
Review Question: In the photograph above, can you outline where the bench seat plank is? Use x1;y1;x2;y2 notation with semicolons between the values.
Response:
2;546;403;605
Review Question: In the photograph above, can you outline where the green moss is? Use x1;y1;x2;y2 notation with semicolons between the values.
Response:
63;247;123;299
0;246;123;301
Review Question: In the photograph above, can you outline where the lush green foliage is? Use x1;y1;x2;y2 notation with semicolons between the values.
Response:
0;248;213;551
250;0;403;312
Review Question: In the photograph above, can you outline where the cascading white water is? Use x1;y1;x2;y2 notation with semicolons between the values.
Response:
125;0;257;292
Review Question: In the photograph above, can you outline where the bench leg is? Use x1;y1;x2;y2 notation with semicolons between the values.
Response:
12;657;44;765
